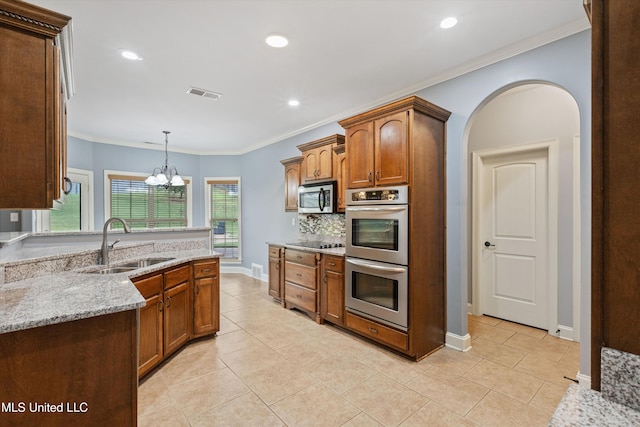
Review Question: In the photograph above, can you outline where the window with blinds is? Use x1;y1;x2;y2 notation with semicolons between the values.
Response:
108;173;189;229
207;179;240;260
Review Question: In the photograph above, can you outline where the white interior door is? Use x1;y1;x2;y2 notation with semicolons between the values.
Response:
478;148;550;329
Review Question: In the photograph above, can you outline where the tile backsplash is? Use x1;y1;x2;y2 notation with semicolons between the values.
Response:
299;213;345;238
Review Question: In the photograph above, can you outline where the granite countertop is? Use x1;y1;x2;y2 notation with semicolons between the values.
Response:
549;384;640;426
268;241;346;256
0;247;220;335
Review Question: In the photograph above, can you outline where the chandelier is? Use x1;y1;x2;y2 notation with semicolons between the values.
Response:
145;131;185;188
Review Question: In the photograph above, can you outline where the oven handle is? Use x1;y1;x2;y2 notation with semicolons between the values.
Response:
346;258;407;273
346;206;407;212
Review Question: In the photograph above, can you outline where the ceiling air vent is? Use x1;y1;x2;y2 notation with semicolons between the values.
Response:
186;86;222;100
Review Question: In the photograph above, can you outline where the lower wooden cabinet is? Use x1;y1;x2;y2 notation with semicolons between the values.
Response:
193;259;220;337
320;254;345;326
268;245;284;301
132;257;219;378
283;248;321;323
345;311;408;351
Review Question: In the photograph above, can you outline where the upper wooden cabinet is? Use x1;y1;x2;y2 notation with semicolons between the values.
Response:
0;0;73;209
339;96;450;189
333;144;347;212
297;134;345;183
280;156;303;212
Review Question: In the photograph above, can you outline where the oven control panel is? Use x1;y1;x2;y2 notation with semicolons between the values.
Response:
346;186;409;205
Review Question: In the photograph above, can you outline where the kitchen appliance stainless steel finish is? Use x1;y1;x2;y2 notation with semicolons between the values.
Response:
345;186;409;265
298;181;337;214
345;257;409;330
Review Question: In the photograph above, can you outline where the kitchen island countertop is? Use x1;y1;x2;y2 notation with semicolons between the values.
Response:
0;247;220;335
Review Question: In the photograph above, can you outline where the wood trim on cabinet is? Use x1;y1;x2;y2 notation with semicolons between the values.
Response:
338;95;451;128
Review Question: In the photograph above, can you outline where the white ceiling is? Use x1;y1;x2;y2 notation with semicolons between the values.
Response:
30;0;589;155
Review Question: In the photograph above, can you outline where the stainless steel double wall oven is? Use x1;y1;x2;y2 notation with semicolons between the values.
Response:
345;186;409;331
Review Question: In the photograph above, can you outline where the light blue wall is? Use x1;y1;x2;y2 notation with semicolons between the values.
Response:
66;30;592;378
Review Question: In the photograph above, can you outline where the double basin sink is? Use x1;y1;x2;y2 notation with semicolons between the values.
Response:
87;257;176;275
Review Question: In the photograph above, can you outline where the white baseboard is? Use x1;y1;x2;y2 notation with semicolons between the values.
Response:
445;332;472;352
576;371;591;389
557;325;575;341
220;265;268;282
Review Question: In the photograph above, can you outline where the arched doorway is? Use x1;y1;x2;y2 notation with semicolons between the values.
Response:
467;83;581;338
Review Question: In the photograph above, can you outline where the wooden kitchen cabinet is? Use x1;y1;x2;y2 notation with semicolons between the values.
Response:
280;156;303;211
268;245;284;301
284;248;322;323
134;273;164;377
340;97;449;189
0;0;73;209
192;258;220;337
163;265;191;356
333;144;347;211
320;254;345;326
297;134;345;183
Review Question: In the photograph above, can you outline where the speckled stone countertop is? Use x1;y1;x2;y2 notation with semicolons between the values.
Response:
267;241;346;256
549;384;640;426
0;247;220;335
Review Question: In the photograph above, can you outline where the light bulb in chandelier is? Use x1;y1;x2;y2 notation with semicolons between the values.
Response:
145;131;185;188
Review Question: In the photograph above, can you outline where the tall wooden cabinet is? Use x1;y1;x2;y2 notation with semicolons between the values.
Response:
339;96;451;360
193;259;220;337
280;157;303;212
0;0;73;209
591;0;640;390
333;144;347;212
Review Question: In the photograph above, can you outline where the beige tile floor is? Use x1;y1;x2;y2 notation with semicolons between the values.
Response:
138;273;579;426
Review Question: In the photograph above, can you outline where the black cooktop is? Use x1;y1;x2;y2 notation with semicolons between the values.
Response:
286;241;344;249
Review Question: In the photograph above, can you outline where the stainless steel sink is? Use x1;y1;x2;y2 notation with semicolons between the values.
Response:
88;266;139;274
118;257;176;268
84;257;176;274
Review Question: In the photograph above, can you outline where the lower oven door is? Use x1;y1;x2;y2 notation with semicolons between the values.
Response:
345;257;408;331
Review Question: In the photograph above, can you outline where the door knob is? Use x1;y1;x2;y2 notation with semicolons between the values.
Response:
484;241;496;248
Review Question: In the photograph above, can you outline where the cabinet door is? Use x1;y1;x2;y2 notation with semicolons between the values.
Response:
346;122;375;188
334;149;347;211
164;281;190;356
284;162;301;211
268;256;283;299
138;293;163;377
315;144;334;181
374;110;409;186
301;149;319;182
321;266;344;326
193;276;220;336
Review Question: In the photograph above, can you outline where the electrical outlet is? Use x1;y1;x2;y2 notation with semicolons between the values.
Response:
10;212;19;222
291;217;296;226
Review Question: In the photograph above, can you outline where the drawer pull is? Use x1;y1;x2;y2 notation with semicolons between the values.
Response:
369;327;378;334
296;294;302;299
296;255;303;259
202;268;211;273
329;262;336;267
296;273;302;277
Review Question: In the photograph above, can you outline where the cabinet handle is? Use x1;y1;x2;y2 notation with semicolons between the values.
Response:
63;177;73;195
328;262;336;267
369;327;378;334
323;275;327;284
375;171;380;181
296;294;302;299
158;299;164;312
166;296;172;308
195;284;200;295
202;268;211;273
368;171;373;182
296;273;302;277
275;263;279;270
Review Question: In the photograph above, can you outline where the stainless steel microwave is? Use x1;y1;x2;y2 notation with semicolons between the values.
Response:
298;181;336;214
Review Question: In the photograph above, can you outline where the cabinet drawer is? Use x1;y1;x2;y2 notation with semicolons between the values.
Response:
345;312;408;351
284;282;316;313
285;261;317;290
268;246;282;258
285;249;317;266
193;259;218;279
164;264;190;290
323;255;344;273
133;273;163;299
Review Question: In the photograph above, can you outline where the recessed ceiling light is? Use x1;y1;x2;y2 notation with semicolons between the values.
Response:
119;49;143;61
440;17;458;29
288;99;300;107
266;34;289;48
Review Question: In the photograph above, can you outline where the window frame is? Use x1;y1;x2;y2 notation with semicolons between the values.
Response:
104;170;193;228
34;167;95;232
204;176;241;263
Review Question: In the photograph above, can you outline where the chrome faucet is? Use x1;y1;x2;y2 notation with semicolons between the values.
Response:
101;217;131;265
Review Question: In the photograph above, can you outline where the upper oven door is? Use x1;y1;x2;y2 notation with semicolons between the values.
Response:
346;204;408;265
